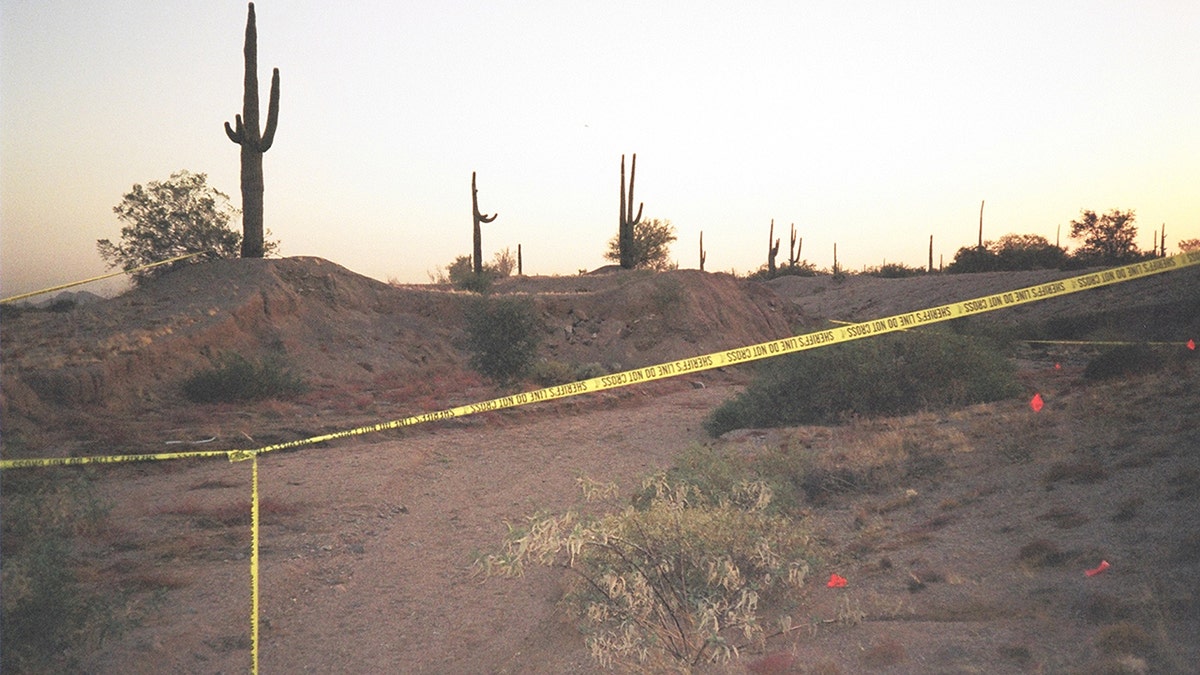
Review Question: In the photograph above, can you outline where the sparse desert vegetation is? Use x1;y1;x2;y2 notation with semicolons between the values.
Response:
2;258;1198;673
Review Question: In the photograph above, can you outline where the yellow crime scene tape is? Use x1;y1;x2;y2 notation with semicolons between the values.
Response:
1022;339;1192;346
0;251;208;305
2;250;1197;674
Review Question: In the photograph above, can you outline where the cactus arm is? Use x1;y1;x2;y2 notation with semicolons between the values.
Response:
225;115;245;144
628;153;641;226
258;68;280;152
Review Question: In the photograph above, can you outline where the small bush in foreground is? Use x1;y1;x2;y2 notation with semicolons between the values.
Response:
464;296;543;385
478;476;812;670
704;329;1020;436
1;469;117;672
182;353;307;403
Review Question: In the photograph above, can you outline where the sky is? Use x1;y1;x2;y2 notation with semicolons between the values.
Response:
3;1;1199;298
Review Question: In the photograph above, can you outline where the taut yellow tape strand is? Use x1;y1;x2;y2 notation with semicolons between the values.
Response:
0;251;208;305
250;455;261;675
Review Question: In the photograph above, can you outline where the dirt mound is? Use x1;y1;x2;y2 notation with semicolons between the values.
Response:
514;269;799;371
1;258;459;432
0;259;799;455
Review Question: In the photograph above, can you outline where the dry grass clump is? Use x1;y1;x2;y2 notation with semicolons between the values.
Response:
478;475;813;670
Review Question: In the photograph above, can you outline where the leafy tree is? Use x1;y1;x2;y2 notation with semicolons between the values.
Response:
992;233;1067;270
1069;208;1143;264
1178;238;1200;253
947;233;1068;273
945;245;999;273
604;218;677;271
97;170;275;285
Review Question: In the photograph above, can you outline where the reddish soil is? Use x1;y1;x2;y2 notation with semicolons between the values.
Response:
2;257;1198;673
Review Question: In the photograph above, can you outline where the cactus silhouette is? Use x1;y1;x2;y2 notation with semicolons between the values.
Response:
225;2;279;259
618;154;643;269
767;219;780;275
471;171;498;276
699;231;707;271
788;223;801;267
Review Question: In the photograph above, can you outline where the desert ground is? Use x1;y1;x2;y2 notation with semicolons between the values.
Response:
2;257;1198;674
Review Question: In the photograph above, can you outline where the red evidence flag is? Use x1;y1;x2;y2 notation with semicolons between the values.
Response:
827;573;847;588
1030;393;1044;412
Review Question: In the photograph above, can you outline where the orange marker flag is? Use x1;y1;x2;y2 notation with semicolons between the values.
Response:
1085;560;1110;577
1188;339;1196;351
1030;393;1044;412
827;573;848;588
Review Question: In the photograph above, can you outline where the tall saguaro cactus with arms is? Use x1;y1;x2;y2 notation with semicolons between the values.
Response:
618;154;643;269
225;2;280;259
472;171;498;276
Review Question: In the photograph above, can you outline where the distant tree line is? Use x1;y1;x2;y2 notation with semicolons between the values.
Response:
947;208;1164;274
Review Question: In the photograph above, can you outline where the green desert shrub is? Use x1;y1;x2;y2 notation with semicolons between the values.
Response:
464;296;543;384
1083;344;1165;380
182;352;307;403
705;329;1020;436
1;469;117;672
479;475;812;670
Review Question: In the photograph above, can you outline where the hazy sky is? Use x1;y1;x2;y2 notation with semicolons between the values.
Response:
3;1;1198;298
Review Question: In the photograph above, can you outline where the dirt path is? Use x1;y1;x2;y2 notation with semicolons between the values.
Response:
90;383;733;674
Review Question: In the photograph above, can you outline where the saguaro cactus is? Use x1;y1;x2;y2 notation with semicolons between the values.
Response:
471;171;498;276
767;219;780;275
699;231;707;271
225;2;280;259
618;154;643;269
977;199;985;249
788;223;801;267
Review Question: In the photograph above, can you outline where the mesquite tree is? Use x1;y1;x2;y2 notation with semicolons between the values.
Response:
225;2;280;259
472;172;498;276
618;154;644;269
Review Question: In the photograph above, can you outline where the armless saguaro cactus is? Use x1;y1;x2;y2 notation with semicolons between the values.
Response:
471;171;498;276
225;2;280;259
619;154;643;269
